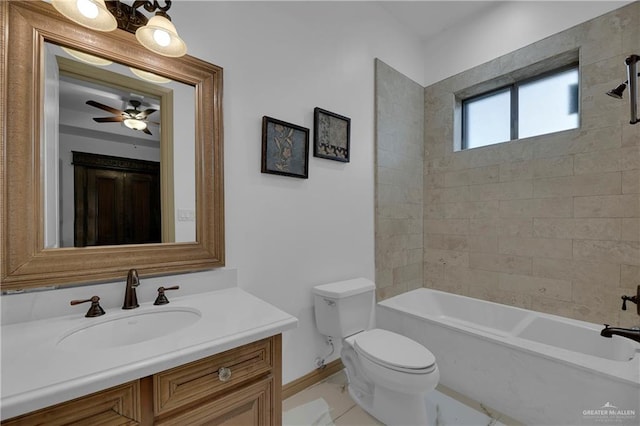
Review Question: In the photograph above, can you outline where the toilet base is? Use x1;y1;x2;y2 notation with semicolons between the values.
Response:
347;383;430;426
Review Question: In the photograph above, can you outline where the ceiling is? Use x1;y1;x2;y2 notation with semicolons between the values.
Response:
377;1;499;41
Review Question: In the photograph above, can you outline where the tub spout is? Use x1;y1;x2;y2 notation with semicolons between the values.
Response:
600;324;640;343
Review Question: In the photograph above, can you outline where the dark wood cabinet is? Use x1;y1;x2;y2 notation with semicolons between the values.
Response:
73;152;161;247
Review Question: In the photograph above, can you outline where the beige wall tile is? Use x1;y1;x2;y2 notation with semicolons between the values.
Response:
620;265;640;288
622;122;640;147
573;239;640;265
442;201;499;219
499;236;573;259
424;218;469;235
424;248;469;266
622;170;639;194
500;160;533;182
621;218;640;241
533;156;574;178
499;198;573;218
498;273;572;301
496;218;533;237
469;252;532;275
533;218;621;240
468;180;533;201
574;149;622;175
533;172;621;198
443;265;498;291
574;194;639;218
468;234;498;253
393;262;422;285
533;258;620;286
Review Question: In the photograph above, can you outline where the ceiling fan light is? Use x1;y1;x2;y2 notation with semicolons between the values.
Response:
52;0;117;32
124;118;148;131
136;14;187;58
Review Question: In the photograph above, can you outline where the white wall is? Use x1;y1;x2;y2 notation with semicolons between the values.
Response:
169;1;424;383
422;0;633;86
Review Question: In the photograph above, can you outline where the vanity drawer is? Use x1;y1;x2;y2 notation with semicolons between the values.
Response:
155;376;273;426
153;336;274;416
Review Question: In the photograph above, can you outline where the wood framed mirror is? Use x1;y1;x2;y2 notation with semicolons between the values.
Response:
1;1;224;290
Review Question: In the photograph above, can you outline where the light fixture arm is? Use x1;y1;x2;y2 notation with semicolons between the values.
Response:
142;1;173;17
626;54;639;125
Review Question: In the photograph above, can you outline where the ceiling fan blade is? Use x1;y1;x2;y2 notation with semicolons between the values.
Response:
93;116;124;123
134;109;157;119
142;127;153;135
86;100;123;115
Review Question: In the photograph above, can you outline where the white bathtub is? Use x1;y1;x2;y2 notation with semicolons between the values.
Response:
377;288;640;426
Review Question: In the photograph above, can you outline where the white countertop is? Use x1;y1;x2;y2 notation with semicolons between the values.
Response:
0;287;298;420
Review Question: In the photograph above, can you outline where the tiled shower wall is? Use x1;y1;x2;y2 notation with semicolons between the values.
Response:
374;59;425;299
422;3;640;326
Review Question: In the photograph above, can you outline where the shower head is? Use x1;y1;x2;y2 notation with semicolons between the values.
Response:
606;82;627;99
606;55;639;125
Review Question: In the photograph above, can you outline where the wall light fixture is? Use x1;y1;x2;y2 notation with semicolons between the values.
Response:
52;0;187;57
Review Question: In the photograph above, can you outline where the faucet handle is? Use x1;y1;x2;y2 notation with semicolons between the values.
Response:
154;286;180;305
621;285;640;314
70;296;106;318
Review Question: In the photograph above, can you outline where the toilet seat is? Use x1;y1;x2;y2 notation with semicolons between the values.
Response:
353;329;436;374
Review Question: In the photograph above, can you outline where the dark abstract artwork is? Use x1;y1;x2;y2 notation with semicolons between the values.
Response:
261;116;309;179
314;107;350;162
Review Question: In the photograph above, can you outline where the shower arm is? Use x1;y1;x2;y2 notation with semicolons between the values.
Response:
626;54;639;125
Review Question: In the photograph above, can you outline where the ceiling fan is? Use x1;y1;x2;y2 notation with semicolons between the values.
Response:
86;99;158;135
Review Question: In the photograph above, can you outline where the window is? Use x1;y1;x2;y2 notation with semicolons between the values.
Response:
462;65;579;150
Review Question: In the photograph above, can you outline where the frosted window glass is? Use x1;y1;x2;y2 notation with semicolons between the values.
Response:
519;68;579;138
463;89;511;149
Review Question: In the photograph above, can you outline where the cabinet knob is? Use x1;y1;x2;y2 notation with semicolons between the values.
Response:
218;367;232;382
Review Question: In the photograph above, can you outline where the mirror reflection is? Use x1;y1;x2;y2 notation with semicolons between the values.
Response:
43;42;196;248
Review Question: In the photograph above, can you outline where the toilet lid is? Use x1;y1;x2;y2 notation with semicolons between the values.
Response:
353;329;436;371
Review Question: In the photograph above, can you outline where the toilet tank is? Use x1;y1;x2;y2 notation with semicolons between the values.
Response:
313;278;375;338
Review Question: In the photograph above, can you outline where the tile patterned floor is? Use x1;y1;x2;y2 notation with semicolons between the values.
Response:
283;370;520;426
283;369;383;425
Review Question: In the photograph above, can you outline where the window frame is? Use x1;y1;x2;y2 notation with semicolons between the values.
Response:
461;62;579;150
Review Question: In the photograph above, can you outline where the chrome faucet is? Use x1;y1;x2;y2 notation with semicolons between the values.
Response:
123;269;140;309
600;324;640;344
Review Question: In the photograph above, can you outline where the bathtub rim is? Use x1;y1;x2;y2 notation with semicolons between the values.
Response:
377;288;640;387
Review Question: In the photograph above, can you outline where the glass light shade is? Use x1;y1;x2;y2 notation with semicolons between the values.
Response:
52;0;117;32
136;15;187;58
129;67;172;84
124;118;148;131
62;47;113;66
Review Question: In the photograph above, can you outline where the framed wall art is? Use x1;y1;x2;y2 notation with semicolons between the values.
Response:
261;116;310;179
313;107;351;162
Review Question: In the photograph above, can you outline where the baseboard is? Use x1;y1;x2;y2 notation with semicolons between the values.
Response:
282;359;344;400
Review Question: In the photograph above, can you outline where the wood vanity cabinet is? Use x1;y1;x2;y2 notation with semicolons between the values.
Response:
2;335;282;426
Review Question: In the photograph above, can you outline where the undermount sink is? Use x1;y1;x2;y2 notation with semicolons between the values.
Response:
57;307;202;350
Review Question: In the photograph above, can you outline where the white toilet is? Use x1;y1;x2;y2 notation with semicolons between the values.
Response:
313;278;439;426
